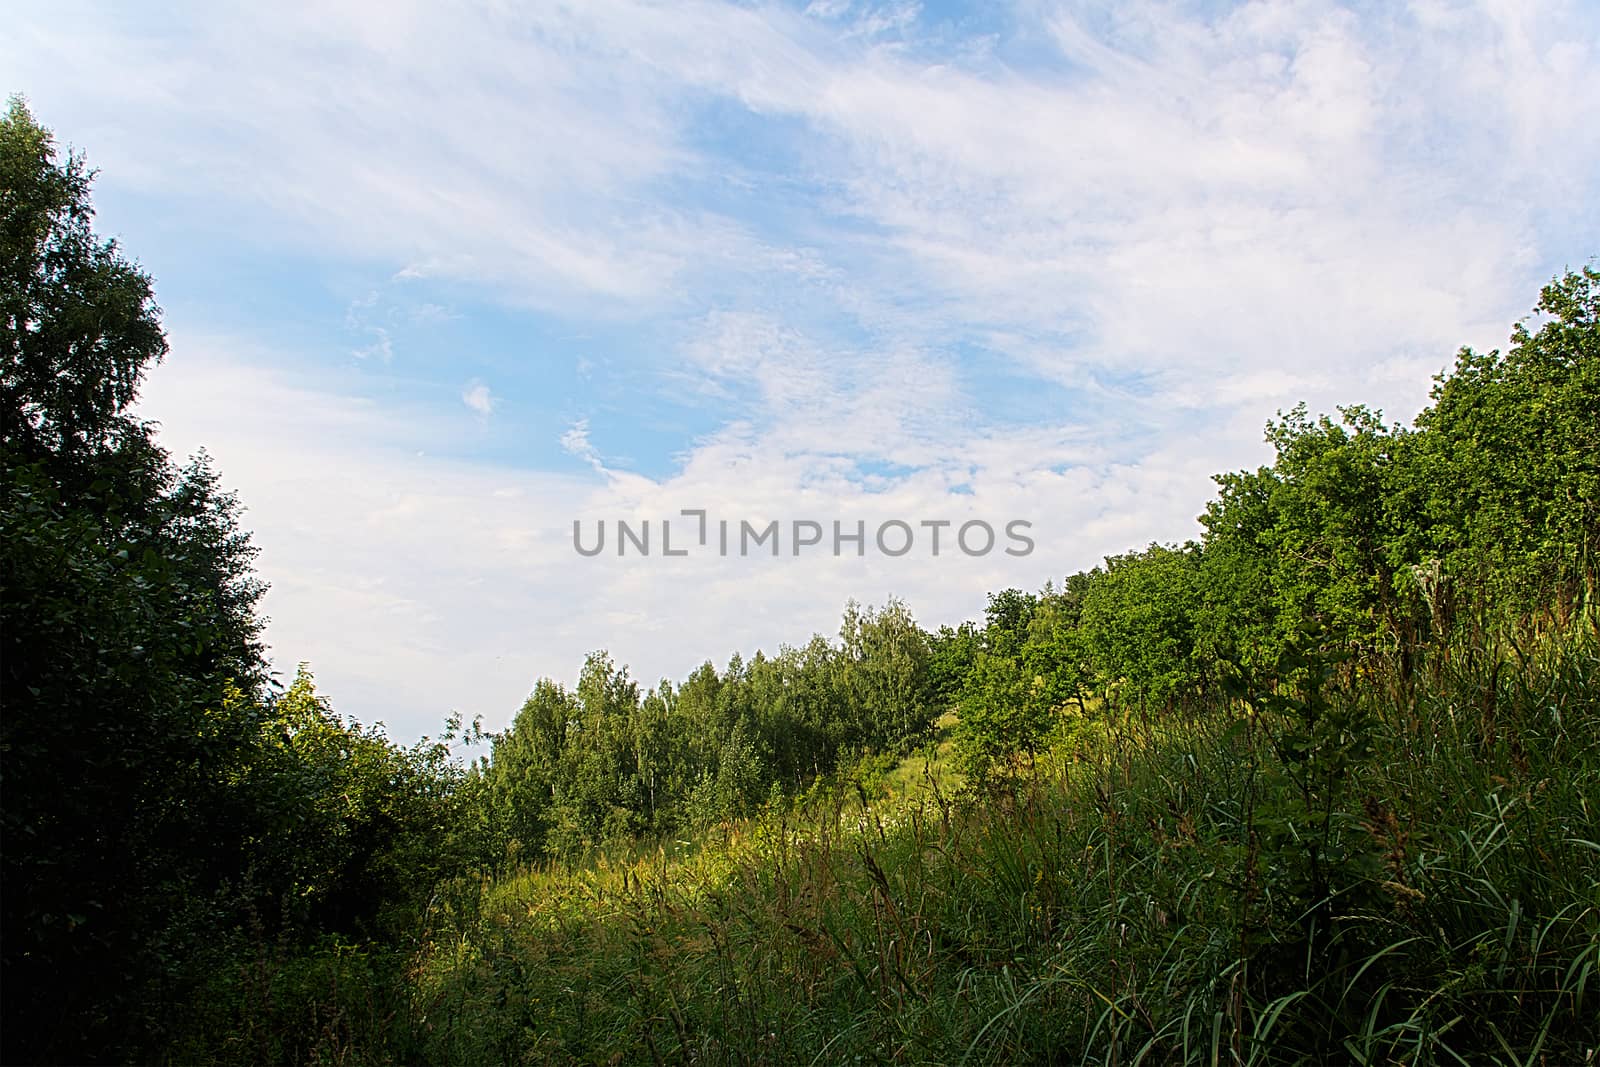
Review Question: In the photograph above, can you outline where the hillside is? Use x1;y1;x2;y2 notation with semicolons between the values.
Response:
4;97;1598;1065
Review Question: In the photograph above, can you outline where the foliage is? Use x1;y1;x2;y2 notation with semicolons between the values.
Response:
2;97;268;1061
1410;267;1600;618
480;598;941;865
927;620;980;706
1079;543;1208;711
1;100;484;1062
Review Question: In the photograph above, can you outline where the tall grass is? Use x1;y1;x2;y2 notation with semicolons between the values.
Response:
388;619;1598;1065
160;620;1597;1063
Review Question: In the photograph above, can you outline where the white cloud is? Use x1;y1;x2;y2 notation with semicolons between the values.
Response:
1;0;779;314
545;0;1591;418
560;419;605;473
408;302;454;325
805;0;854;20
461;380;494;416
355;326;393;362
137;331;1223;740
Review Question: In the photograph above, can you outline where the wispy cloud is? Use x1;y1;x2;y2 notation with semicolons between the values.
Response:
560;419;606;474
355;327;393;363
14;0;1596;738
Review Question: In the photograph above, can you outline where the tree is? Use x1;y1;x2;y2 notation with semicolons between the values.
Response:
2;98;270;1060
839;597;935;752
1411;267;1600;621
954;588;1053;781
2;99;167;464
249;666;479;939
488;679;578;860
927;621;979;708
1022;586;1092;714
1079;544;1206;712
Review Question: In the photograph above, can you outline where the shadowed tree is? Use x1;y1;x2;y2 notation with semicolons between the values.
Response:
2;97;269;1061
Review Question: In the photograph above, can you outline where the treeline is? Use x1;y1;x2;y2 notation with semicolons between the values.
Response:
942;283;1598;776
482;285;1600;864
482;599;937;860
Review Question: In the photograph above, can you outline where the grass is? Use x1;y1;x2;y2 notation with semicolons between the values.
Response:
390;621;1600;1065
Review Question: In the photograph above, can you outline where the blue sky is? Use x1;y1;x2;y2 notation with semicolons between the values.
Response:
6;0;1597;742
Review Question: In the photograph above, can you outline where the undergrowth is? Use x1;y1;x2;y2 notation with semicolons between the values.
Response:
379;621;1599;1065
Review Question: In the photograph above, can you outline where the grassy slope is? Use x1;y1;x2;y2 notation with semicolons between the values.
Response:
403;625;1599;1066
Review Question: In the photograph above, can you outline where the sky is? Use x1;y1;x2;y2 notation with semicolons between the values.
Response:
5;0;1597;743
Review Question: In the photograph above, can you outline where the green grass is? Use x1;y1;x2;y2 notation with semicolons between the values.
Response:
387;623;1599;1065
159;622;1599;1064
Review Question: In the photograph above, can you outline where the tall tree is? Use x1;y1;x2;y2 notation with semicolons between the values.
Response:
1411;267;1600;620
2;98;267;1061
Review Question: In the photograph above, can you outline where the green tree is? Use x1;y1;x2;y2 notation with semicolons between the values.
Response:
1411;266;1600;621
1261;405;1412;659
544;651;642;853
955;588;1052;780
250;666;479;938
839;597;935;752
1023;580;1093;714
486;679;578;862
1;98;268;1060
927;620;979;708
1079;544;1206;712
